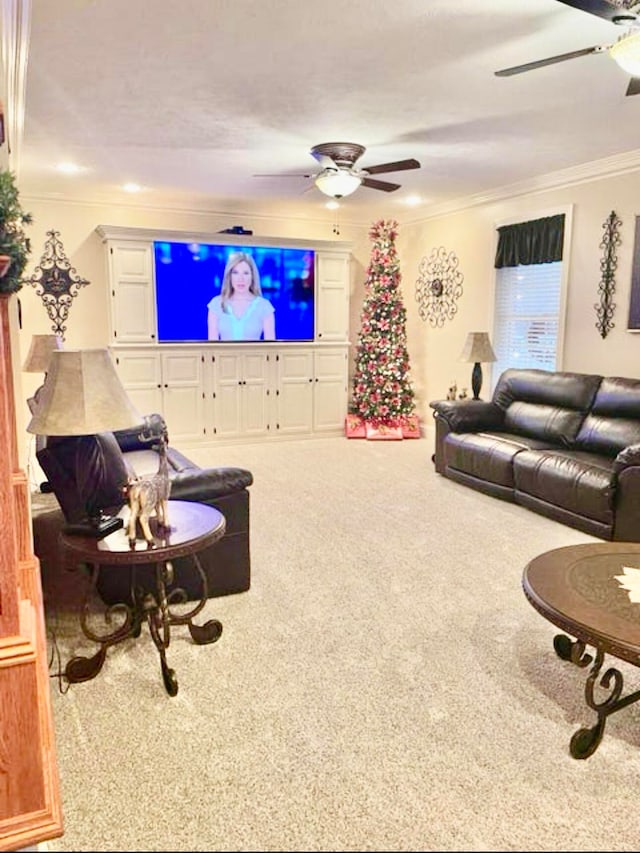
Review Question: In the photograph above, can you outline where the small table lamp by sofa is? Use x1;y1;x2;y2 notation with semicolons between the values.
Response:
459;332;496;400
27;348;143;537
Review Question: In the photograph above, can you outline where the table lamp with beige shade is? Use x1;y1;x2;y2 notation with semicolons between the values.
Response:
23;334;64;413
27;348;143;537
459;332;497;400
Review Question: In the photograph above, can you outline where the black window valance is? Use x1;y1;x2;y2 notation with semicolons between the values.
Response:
494;214;565;268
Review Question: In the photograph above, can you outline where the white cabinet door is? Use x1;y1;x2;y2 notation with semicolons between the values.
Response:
112;349;163;417
213;351;244;439
275;350;313;435
160;351;205;443
211;350;269;438
108;242;156;343
241;351;271;437
313;347;348;431
113;347;204;440
316;252;350;342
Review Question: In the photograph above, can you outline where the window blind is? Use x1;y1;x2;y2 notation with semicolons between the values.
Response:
492;261;562;382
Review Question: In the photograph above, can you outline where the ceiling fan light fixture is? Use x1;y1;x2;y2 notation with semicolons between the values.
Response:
609;30;640;75
314;169;362;199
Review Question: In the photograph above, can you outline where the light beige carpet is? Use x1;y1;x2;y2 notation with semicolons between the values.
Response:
40;436;640;852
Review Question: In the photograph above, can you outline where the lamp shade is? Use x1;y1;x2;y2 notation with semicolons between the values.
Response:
23;334;64;373
609;31;640;76
459;332;497;364
27;348;143;436
315;169;362;198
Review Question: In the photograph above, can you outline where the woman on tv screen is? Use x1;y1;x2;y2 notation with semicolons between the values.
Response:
207;252;275;341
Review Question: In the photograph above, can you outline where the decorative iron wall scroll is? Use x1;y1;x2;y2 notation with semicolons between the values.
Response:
25;230;90;340
415;247;464;327
595;210;621;339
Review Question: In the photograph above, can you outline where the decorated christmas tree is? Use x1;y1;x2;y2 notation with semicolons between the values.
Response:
348;219;418;438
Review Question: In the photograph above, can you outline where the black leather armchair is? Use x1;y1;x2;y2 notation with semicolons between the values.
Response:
34;414;253;603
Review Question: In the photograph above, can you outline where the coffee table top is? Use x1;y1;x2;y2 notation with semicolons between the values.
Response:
523;542;640;667
60;499;226;565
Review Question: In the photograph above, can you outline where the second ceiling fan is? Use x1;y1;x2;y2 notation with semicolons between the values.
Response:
495;0;640;96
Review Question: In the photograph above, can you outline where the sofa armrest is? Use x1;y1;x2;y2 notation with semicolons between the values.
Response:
614;443;640;473
429;399;504;433
113;413;168;452
169;467;253;503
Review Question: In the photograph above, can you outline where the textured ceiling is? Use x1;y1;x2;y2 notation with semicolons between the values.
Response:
15;0;640;220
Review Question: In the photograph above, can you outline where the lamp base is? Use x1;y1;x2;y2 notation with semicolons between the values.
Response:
64;514;124;539
471;362;483;400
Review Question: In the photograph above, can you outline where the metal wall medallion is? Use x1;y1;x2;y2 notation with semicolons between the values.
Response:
25;230;90;340
415;246;464;327
595;210;621;339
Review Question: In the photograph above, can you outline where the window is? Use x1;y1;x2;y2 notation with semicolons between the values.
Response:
490;210;570;390
492;261;562;379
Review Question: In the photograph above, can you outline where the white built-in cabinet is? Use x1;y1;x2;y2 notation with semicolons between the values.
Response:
112;345;349;445
97;225;352;446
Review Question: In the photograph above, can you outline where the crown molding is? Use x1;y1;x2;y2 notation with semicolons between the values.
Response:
401;149;640;224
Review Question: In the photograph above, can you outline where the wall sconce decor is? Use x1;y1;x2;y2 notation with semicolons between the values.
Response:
415;246;464;327
24;230;90;340
595;210;621;339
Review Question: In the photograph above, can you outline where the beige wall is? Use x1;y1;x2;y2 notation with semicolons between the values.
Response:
398;170;640;427
15;168;640;465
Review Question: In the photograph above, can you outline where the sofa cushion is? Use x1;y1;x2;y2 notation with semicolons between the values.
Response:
444;431;557;488
574;377;640;456
513;448;616;524
502;401;587;447
493;369;602;447
493;368;602;412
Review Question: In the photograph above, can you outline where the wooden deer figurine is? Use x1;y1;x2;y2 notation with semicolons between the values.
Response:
125;431;172;546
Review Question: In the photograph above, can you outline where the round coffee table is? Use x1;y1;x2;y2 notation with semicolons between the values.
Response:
523;542;640;759
60;499;226;696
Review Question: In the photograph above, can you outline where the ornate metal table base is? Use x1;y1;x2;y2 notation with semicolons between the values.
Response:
553;633;640;760
65;553;222;696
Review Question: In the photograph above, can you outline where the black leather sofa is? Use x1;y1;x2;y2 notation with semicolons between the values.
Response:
430;368;640;541
33;413;253;604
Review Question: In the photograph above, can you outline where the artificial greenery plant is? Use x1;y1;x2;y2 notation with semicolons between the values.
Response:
0;169;32;294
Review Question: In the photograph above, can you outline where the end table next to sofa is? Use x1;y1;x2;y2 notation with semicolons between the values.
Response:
60;499;226;696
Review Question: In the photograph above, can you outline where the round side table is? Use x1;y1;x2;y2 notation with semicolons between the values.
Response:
60;499;226;696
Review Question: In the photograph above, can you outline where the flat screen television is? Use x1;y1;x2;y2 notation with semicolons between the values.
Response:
153;240;315;343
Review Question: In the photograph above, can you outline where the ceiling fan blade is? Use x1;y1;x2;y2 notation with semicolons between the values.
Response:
626;75;640;95
363;158;421;175
361;177;401;192
556;0;637;24
495;45;602;76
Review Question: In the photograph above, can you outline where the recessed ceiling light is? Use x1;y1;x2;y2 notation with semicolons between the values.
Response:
325;200;340;210
56;161;83;174
122;182;142;193
403;195;422;207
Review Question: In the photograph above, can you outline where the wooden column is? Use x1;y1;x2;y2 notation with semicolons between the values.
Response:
0;293;63;850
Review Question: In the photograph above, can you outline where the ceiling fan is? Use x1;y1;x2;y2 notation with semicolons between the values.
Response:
254;142;421;199
495;0;640;96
